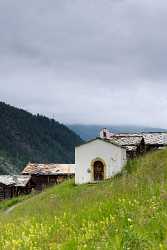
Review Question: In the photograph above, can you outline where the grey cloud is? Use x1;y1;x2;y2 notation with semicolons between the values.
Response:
0;0;167;127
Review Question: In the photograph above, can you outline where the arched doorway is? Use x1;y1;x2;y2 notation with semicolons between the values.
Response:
93;161;105;181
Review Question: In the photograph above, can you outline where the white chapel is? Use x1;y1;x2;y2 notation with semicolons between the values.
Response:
75;135;127;184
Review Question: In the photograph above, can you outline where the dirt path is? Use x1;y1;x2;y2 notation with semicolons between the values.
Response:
4;203;22;215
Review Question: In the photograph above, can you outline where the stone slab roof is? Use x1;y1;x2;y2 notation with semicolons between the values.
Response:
76;137;125;149
109;133;167;146
124;145;138;152
22;163;75;175
0;175;31;187
110;136;143;146
142;133;167;145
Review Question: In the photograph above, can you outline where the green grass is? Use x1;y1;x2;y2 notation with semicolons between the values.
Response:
1;149;167;249
0;193;33;211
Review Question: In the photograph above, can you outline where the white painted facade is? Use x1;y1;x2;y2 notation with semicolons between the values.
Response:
75;138;127;184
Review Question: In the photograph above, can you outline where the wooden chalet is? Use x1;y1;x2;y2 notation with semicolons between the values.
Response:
0;175;32;201
141;132;167;151
110;135;146;159
22;163;75;191
100;129;167;159
111;132;167;156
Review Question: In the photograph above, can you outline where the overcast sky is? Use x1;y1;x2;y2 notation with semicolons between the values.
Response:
0;0;167;127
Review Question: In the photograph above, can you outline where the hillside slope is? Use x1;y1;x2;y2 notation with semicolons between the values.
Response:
0;102;83;174
69;124;167;140
0;149;167;249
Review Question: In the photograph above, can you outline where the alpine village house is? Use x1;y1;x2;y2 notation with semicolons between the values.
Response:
0;128;167;200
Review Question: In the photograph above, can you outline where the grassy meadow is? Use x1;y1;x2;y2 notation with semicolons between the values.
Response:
1;149;167;249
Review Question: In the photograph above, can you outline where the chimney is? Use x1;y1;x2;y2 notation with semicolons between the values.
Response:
100;128;110;139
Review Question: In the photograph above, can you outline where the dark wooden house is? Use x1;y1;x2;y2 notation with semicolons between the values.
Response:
22;163;75;191
110;135;146;159
0;175;32;201
111;132;167;156
101;129;167;159
141;132;167;152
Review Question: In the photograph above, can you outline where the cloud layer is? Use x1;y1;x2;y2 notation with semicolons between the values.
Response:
0;0;167;127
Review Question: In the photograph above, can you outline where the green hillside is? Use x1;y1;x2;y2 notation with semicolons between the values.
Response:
0;149;167;249
0;102;83;174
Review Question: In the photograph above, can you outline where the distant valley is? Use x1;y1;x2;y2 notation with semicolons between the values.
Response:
0;101;166;175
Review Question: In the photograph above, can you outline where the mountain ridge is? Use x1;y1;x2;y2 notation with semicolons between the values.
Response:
0;102;83;174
